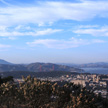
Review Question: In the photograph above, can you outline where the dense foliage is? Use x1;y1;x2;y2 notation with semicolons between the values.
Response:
1;71;80;79
0;76;13;85
0;76;108;108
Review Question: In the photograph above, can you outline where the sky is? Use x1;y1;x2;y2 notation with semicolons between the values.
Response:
0;0;108;64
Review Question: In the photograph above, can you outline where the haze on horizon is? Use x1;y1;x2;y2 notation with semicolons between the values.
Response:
0;0;108;64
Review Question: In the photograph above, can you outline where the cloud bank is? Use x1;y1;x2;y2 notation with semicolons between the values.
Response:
73;26;108;37
0;1;108;25
27;38;105;49
0;27;62;38
0;44;11;48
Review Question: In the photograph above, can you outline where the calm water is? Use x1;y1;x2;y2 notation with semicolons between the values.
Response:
81;68;108;75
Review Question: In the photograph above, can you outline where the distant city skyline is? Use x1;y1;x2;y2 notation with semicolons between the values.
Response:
0;0;108;64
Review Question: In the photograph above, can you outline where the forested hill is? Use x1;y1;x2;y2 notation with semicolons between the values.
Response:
0;63;82;72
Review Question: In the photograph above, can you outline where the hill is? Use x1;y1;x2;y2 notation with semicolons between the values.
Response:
0;62;82;72
0;59;13;65
26;63;81;72
78;62;108;68
59;62;108;68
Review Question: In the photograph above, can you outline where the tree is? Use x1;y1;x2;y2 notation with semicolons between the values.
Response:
0;76;108;108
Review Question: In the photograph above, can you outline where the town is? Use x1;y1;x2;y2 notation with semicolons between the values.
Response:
15;73;108;98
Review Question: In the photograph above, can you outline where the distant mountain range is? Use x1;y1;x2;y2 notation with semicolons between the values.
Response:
78;62;108;68
1;59;108;73
0;59;81;72
58;62;108;68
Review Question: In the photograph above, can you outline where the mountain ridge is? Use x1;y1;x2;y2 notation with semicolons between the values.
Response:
1;59;108;73
0;60;82;72
58;62;108;68
0;59;13;65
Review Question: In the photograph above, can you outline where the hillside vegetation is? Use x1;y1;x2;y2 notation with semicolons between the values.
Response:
1;71;81;79
0;76;108;108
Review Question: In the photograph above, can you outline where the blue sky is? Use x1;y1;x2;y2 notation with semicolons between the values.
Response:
0;0;108;64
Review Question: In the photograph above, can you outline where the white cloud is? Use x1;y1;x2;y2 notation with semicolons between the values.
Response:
38;22;45;27
15;25;31;30
0;28;62;37
15;25;23;30
0;44;11;48
0;31;24;37
78;25;99;29
92;39;105;43
34;28;62;36
0;1;108;25
8;36;17;40
0;26;7;31
73;25;108;36
27;38;105;49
